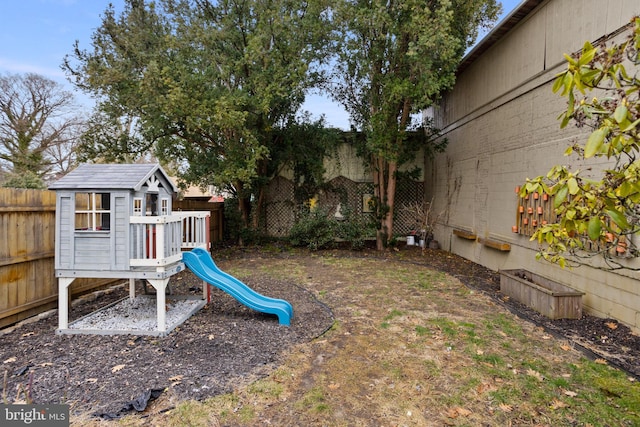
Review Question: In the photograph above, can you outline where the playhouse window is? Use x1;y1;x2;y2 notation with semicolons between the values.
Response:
161;198;169;215
133;198;143;216
75;192;111;231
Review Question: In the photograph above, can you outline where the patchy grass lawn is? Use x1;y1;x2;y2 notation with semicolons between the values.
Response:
82;251;640;426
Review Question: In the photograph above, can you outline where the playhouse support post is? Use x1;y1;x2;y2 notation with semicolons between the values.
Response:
129;278;136;300
57;277;76;330
146;278;170;333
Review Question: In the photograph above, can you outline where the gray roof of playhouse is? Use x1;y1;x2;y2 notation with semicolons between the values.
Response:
49;163;178;193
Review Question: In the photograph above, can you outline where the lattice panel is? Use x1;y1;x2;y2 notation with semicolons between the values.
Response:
395;180;425;236
263;175;424;238
264;176;295;237
318;176;367;217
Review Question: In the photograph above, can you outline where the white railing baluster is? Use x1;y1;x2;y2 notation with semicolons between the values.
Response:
129;211;210;267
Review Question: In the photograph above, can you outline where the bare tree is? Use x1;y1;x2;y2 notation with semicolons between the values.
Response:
0;72;85;186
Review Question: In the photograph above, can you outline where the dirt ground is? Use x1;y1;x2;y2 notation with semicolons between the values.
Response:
1;245;639;422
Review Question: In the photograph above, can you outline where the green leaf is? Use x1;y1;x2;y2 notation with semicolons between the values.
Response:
563;53;577;66
584;128;608;158
620;117;640;132
577;41;596;66
554;185;569;208
561;72;573;96
587;216;602;240
567;177;579;195
616;181;634;198
606;209;629;229
573;72;585;94
546;232;554;245
552;73;566;93
613;104;628;123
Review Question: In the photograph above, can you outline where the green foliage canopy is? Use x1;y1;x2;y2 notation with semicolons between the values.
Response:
64;0;334;202
330;0;500;248
521;17;640;270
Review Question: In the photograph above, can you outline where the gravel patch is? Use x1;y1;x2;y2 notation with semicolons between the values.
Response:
65;296;206;336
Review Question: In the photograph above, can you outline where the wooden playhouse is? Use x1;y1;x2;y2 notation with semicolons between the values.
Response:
49;163;210;335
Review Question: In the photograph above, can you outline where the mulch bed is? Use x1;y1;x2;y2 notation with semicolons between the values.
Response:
1;245;639;420
0;271;334;418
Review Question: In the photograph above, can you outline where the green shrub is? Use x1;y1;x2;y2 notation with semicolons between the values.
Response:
289;205;375;251
335;207;375;250
2;171;46;189
289;208;337;250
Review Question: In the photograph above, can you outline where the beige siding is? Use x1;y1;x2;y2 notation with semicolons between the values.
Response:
430;0;640;332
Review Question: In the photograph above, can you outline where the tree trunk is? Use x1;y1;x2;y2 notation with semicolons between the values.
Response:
373;154;387;250
235;180;251;246
252;185;265;230
385;160;397;245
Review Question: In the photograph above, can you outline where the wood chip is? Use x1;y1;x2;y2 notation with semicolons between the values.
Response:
111;364;125;373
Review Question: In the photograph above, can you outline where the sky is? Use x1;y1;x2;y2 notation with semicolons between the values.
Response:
0;0;522;130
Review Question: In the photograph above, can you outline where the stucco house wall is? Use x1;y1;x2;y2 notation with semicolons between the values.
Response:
428;0;640;331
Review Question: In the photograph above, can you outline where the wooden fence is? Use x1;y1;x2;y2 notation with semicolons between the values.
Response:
0;189;225;329
173;199;225;244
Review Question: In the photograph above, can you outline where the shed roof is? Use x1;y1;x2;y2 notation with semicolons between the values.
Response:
49;163;178;193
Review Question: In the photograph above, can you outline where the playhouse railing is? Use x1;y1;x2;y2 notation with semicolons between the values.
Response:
129;211;210;267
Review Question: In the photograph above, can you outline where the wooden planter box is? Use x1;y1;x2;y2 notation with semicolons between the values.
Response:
499;269;584;320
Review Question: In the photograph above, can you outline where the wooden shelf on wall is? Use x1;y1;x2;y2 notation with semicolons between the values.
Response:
478;237;511;252
453;229;477;240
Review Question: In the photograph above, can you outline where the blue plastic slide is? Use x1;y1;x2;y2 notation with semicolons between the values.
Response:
182;248;293;326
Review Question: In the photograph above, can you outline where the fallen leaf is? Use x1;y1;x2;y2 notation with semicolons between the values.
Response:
542;334;552;340
476;349;484;355
498;403;513;412
328;383;340;390
476;382;497;394
629;377;637;382
208;334;215;340
111;364;125;373
526;368;544;381
564;390;578;397
3;357;16;364
21;332;35;337
169;375;184;382
86;378;98;384
550;399;568;410
39;362;53;367
605;322;618;330
455;407;472;417
560;345;572;351
595;358;608;365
